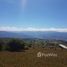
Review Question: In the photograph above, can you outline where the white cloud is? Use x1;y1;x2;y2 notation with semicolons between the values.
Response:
0;26;67;32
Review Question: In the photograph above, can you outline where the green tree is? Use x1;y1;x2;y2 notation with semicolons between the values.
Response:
0;40;4;51
6;39;25;52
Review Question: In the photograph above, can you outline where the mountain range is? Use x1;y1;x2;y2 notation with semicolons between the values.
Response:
0;31;67;40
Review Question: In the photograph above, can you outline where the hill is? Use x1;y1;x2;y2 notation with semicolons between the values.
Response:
0;31;67;40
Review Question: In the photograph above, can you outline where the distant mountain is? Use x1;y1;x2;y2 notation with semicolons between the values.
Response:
0;31;67;40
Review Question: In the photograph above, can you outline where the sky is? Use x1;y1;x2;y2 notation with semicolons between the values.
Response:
0;0;67;31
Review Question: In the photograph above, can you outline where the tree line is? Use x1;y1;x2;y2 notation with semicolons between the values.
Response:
0;38;66;52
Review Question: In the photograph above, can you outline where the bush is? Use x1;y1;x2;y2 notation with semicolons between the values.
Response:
6;39;25;52
0;40;3;51
0;44;2;51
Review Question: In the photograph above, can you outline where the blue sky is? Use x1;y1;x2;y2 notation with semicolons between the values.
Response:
0;0;67;31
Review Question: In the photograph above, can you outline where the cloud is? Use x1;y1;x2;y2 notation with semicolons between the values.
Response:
0;26;67;32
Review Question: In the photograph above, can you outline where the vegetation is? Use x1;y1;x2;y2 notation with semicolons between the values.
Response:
0;47;67;67
0;38;67;67
6;39;25;52
0;38;67;52
0;41;2;51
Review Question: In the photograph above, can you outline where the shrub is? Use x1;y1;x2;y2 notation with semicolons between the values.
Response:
6;39;25;52
0;40;3;51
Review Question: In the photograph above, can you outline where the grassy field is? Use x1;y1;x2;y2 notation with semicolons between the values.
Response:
0;48;67;67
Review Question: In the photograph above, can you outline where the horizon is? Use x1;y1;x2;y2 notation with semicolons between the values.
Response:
0;26;67;32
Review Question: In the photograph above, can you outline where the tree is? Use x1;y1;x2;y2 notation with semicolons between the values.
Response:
6;39;25;52
0;40;4;51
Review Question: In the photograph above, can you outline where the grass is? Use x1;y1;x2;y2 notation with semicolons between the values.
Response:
0;48;67;67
